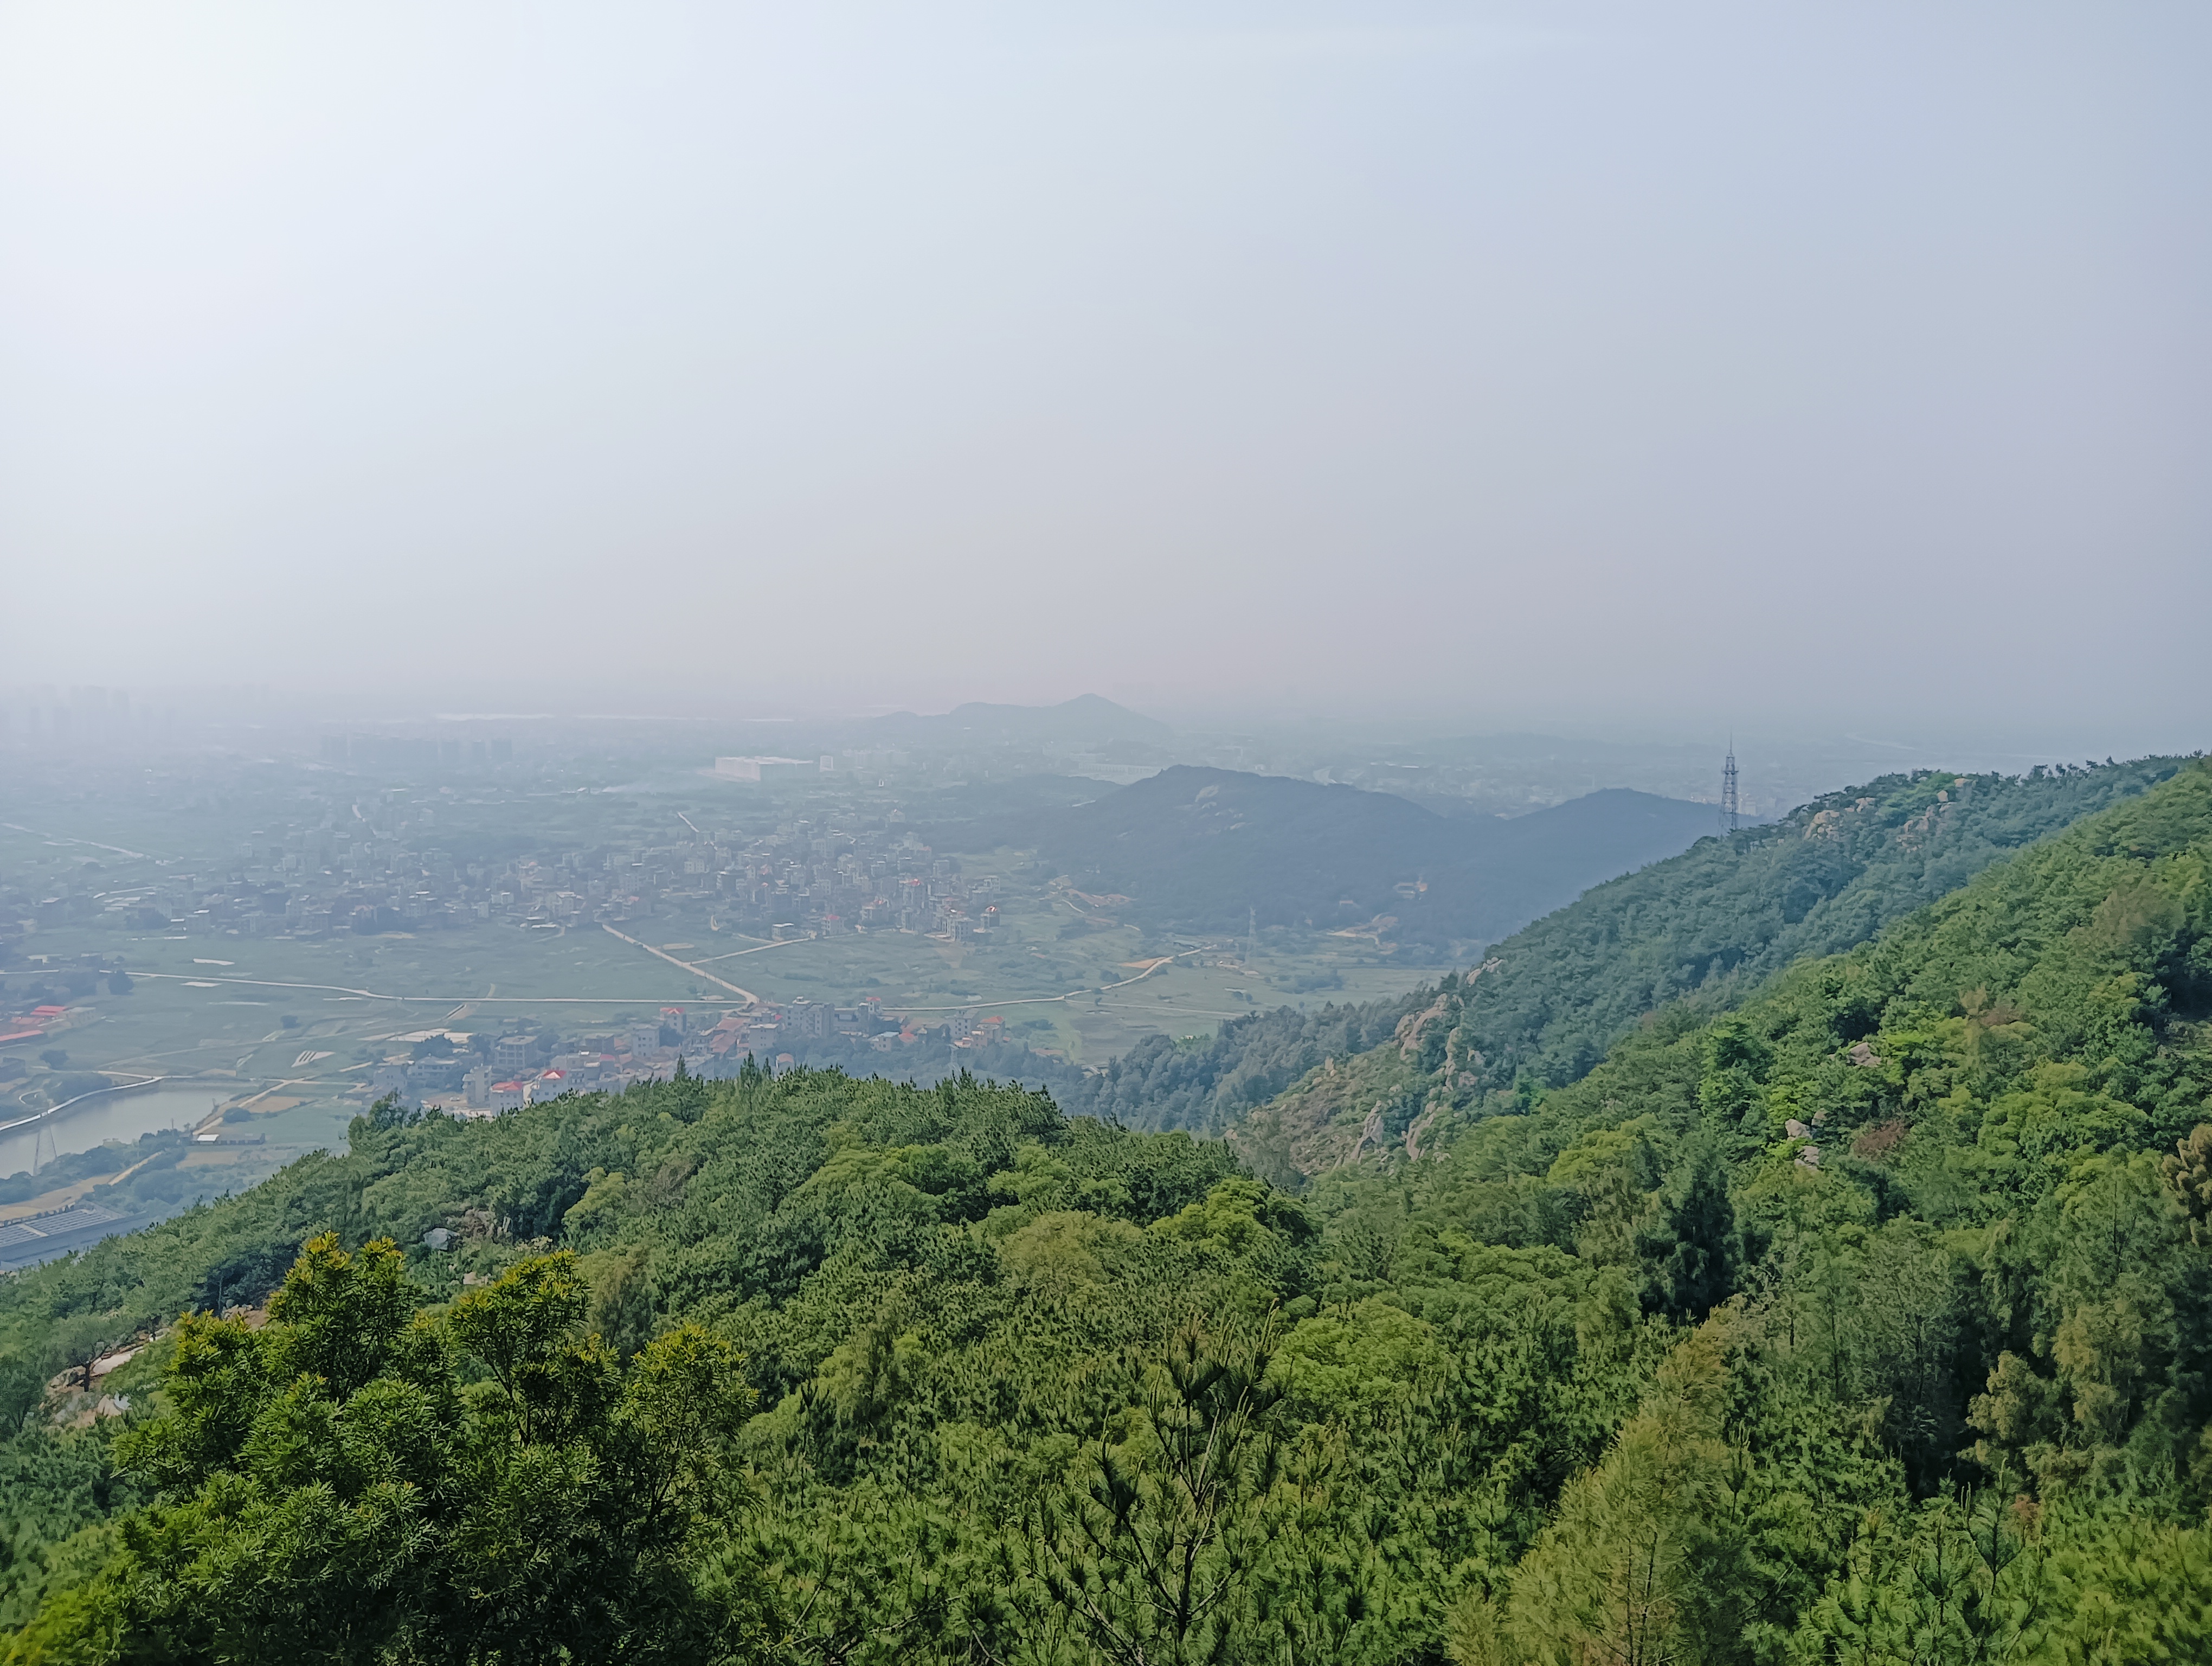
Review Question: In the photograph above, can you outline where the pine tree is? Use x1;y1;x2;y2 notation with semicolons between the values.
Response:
1641;1135;1741;1323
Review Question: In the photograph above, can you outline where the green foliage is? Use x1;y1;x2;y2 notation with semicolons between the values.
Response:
1059;993;1427;1135
1027;1318;1282;1665
4;760;2211;1661
8;1234;756;1664
1639;1135;1743;1324
1453;758;2190;1097
0;1427;141;1633
1034;762;2179;1152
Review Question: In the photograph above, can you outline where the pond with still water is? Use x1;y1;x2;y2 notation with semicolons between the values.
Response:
0;1085;235;1181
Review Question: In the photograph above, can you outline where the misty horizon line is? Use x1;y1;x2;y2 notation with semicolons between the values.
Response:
2;677;2204;768
0;683;2197;773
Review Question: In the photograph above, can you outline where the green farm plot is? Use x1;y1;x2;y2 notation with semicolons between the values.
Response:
15;882;1441;1082
114;920;699;1007
3;771;1454;1109
673;885;1446;1063
233;1092;366;1158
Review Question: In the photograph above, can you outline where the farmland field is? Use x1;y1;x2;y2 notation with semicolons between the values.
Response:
2;790;1446;1183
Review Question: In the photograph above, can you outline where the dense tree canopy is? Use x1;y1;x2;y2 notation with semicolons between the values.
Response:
2;758;2208;1662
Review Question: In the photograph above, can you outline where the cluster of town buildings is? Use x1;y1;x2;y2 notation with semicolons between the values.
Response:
3;779;1038;1123
0;1002;73;1050
3;797;1014;950
371;1001;1012;1116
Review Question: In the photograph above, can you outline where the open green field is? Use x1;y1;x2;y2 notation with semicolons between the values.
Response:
20;896;1438;1070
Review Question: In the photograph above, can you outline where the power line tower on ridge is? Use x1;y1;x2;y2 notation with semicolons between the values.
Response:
1722;738;1740;835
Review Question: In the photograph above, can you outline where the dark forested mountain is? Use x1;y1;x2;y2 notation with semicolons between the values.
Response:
872;693;1172;745
937;765;1720;951
4;758;2209;1664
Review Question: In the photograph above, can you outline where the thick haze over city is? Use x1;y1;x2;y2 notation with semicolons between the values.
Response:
3;2;2207;749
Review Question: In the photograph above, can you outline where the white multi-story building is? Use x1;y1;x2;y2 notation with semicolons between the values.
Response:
712;757;819;783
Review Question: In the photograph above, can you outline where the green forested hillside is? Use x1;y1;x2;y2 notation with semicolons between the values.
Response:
1054;991;1427;1135
1422;755;2190;1095
2;758;2208;1664
1092;757;2181;1147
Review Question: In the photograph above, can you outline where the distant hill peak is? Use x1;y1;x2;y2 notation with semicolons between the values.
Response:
873;694;1171;743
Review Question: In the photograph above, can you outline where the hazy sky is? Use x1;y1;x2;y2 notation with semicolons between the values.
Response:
3;2;2206;746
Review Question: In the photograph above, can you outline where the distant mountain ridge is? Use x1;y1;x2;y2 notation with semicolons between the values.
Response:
936;765;1724;951
872;694;1170;745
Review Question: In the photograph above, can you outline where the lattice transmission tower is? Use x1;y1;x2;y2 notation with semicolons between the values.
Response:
1722;739;1740;834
